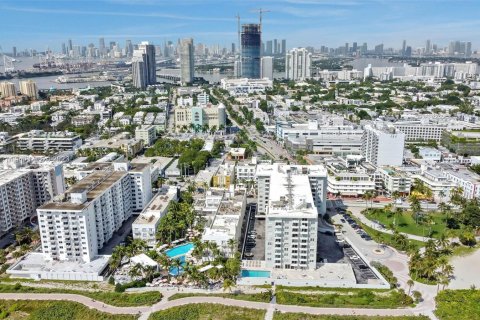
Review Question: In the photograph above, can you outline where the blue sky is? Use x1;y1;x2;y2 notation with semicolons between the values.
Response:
1;0;480;52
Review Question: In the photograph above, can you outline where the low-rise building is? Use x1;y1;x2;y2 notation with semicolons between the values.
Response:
132;186;178;247
220;78;273;96
17;130;82;152
135;125;157;146
174;103;226;132
418;147;442;162
377;166;412;195
201;190;247;255
212;163;234;189
88;132;143;157
71;114;95;127
0;132;17;153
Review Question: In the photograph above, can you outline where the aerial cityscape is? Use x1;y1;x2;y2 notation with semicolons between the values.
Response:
0;0;480;319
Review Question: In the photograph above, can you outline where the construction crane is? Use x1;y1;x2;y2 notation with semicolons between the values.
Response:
252;8;270;31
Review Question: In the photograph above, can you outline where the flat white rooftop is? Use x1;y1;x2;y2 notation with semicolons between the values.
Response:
8;252;109;281
261;164;324;217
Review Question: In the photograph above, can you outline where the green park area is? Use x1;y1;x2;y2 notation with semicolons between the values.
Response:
0;300;136;320
275;287;413;309
364;209;451;239
148;304;266;320
435;289;480;320
274;314;429;320
0;283;162;307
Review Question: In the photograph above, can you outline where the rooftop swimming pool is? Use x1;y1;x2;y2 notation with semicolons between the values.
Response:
165;243;194;258
241;269;271;278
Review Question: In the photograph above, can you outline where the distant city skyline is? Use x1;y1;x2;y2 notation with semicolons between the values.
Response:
1;0;480;52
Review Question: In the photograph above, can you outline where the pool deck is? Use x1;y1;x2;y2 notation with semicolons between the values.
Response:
237;263;389;288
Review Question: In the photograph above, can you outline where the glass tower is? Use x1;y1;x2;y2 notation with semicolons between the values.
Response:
241;24;261;79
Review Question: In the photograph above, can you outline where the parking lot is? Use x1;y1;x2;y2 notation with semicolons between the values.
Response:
241;204;265;261
317;232;345;263
328;204;382;284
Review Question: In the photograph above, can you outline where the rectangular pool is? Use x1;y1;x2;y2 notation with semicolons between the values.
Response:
241;269;271;278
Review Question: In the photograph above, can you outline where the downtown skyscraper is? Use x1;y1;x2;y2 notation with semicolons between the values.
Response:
241;24;261;78
180;38;194;85
132;41;156;89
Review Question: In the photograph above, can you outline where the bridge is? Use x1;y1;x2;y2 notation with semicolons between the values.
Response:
157;73;180;82
0;54;14;73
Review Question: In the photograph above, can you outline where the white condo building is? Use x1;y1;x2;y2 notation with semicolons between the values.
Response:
37;162;152;262
285;48;311;81
0;160;65;233
362;123;405;167
257;164;327;270
37;171;133;263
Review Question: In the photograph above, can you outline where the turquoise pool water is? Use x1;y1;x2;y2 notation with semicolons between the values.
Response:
165;243;194;276
165;243;194;258
241;270;271;278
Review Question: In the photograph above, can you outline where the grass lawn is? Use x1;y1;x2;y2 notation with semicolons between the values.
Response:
168;291;272;303
148;304;266;320
353;217;424;251
435;289;480;320
0;300;137;320
275;288;414;308
275;286;389;292
364;210;455;239
0;283;162;307
450;244;479;257
274;313;429;320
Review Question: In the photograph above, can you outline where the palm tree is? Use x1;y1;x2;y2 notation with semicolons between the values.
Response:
391;191;401;209
227;239;237;258
156;252;172;275
362;191;374;209
126;238;148;258
222;278;235;292
407;279;415;295
412;290;422;303
435;234;449;251
438;189;446;200
129;263;144;279
15;227;35;245
409;194;422;225
450;186;464;206
171;258;183;277
157;177;166;188
440;274;451;291
109;245;127;272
